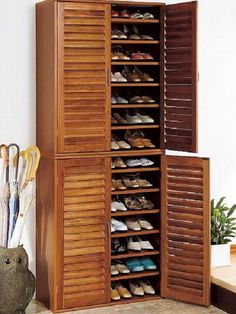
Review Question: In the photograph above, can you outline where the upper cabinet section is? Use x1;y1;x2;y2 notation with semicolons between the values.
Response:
162;2;198;153
57;2;111;153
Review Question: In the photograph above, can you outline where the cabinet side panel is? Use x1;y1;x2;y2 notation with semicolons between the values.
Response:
36;1;57;154
36;156;56;310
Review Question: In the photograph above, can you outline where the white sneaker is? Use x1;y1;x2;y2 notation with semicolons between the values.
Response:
139;279;156;294
125;113;142;124
127;237;141;251
125;218;141;231
137;237;154;250
112;201;127;212
140;158;154;167
111;218;128;232
125;159;142;167
129;280;144;296
137;218;153;230
135;113;154;123
111;73;117;82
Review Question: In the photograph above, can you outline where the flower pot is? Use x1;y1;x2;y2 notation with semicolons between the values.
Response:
211;243;231;268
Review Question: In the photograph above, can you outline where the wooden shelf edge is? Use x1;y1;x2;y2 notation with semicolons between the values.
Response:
111;188;160;195
111;104;160;109
111;270;160;281
110;294;161;305
111;40;160;44
111;18;160;24
111;250;160;260
111;229;160;238
111;61;160;65
111;124;160;130
111;209;160;217
111;83;160;87
111;167;160;173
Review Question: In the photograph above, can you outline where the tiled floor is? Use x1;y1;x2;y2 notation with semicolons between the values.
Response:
211;254;236;293
27;299;226;314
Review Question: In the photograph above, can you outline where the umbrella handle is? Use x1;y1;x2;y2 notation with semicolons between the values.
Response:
8;143;20;182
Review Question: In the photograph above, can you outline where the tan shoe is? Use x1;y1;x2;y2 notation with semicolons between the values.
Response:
139;279;156;294
115;282;132;298
114;261;130;274
112;179;127;190
129;280;144;296
111;286;121;301
114;158;127;168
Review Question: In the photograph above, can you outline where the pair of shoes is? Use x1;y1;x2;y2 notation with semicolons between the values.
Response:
111;239;127;254
111;260;130;275
112;157;127;169
111;282;132;301
130;95;155;103
112;51;130;60
122;174;153;189
126;257;156;272
124;25;154;40
122;66;154;82
111;72;127;82
125;158;154;167
131;11;155;20
111;136;131;150
111;28;127;39
130;279;156;296
112;9;130;18
128;236;154;251
112;111;154;125
111;95;128;104
131;52;154;60
111;198;127;212
125;130;156;148
112;178;127;191
125;217;153;231
123;195;154;210
111;218;128;232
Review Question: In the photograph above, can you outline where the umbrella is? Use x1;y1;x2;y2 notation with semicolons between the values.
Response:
9;146;40;248
7;143;20;246
1;145;10;247
0;144;7;246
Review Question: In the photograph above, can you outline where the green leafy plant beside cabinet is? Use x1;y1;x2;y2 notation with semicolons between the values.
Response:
211;197;236;245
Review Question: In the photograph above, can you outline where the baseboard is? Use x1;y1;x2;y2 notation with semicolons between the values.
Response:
211;283;236;314
230;244;236;254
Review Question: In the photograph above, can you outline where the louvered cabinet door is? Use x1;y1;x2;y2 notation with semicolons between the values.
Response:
161;156;210;306
57;2;110;153
57;157;110;310
161;2;197;152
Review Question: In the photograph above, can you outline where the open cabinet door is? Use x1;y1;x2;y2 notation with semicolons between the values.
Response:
161;156;210;306
161;2;197;152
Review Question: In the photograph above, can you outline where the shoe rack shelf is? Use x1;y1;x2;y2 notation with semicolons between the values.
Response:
111;40;160;44
111;83;160;87
111;125;160;130
111;104;160;109
111;209;160;217
111;167;160;173
111;270;160;281
111;61;160;65
111;229;160;238
111;18;160;24
111;188;160;195
111;250;160;260
110;294;161;306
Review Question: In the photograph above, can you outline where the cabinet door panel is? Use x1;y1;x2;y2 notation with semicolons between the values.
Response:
57;2;110;153
57;157;110;310
161;2;197;152
161;156;210;306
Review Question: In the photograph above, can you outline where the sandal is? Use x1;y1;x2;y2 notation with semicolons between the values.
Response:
136;177;153;188
112;239;127;254
123;196;142;210
125;130;144;148
122;175;139;189
112;179;127;190
135;195;154;209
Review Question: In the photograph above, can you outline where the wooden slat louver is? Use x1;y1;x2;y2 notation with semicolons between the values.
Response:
57;2;110;153
161;155;210;306
58;157;110;309
162;2;197;152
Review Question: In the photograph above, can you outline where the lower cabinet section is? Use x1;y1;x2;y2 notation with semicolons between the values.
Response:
57;157;111;309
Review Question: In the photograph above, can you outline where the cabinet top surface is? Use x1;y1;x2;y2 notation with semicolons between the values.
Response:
45;0;165;6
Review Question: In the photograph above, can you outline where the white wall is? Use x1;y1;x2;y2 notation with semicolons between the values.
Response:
0;0;236;274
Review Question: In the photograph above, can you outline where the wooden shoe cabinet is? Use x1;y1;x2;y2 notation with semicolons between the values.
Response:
36;0;210;312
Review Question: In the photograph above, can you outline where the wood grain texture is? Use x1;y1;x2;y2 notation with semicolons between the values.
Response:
57;2;110;153
57;157;111;310
163;2;198;153
161;155;210;306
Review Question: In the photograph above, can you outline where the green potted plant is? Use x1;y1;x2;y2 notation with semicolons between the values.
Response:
211;197;236;267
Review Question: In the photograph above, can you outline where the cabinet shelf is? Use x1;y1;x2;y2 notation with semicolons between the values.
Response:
111;61;160;66
111;188;159;195
111;124;160;130
111;83;160;87
111;249;160;260
111;167;160;174
111;270;160;281
110;149;163;157
111;18;160;24
111;209;160;217
111;229;160;238
111;104;160;109
111;40;160;45
111;294;161;305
